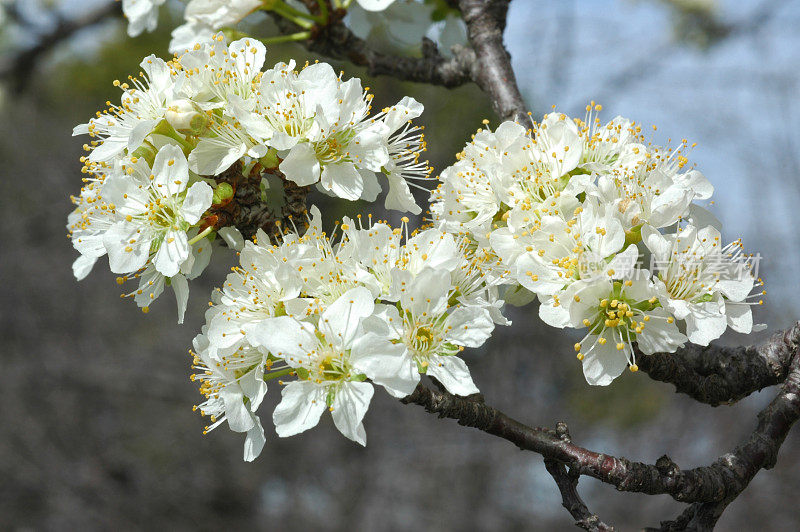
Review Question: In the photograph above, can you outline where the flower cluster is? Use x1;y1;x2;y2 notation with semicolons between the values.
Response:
68;36;428;320
67;28;768;458
190;208;508;460
431;105;764;385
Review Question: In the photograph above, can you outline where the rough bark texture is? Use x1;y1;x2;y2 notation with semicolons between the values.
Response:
456;0;532;126
637;323;800;406
544;422;616;531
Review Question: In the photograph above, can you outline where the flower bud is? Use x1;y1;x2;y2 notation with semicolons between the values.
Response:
166;99;208;134
212;182;234;204
259;148;280;169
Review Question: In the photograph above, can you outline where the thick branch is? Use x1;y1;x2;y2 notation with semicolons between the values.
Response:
401;323;800;512
637;322;800;406
274;1;530;123
456;0;531;125
649;351;800;531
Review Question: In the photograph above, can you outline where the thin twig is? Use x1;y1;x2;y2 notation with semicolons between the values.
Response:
544;423;615;532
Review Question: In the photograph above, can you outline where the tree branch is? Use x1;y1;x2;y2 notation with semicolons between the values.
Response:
400;323;800;524
271;0;532;125
637;322;800;406
544;423;616;531
456;0;531;126
307;23;476;88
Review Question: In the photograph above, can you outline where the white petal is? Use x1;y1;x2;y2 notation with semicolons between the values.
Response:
279;143;321;186
725;301;753;334
351;336;418;398
153;230;189;277
189;138;247;176
582;339;628;386
426;356;479;396
641;225;671;263
182;181;213;225
331;381;374;445
319;286;375;349
356;0;397;12
133;266;166;308
218;226;245;251
248;316;318;360
445;307;494;348
539;297;571;328
359;169;381;202
385;172;421;214
637;310;687;355
172;273;189;324
103;222;150;274
685;305;726;346
272;381;326;437
320;162;363;200
243;416;266;462
72;254;98;281
383;96;424;133
220;388;255;433
153;145;190;196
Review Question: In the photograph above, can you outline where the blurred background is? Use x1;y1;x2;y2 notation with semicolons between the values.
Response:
1;0;798;530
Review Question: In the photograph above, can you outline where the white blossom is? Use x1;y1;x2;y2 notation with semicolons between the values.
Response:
250;287;405;445
569;277;688;385
122;0;165;37
643;223;764;344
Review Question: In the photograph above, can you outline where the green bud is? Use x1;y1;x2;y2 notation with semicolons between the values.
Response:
212;182;234;204
259;148;280;169
151;119;194;152
624;223;643;247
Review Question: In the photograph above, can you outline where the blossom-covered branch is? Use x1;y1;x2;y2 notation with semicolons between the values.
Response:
63;2;797;530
